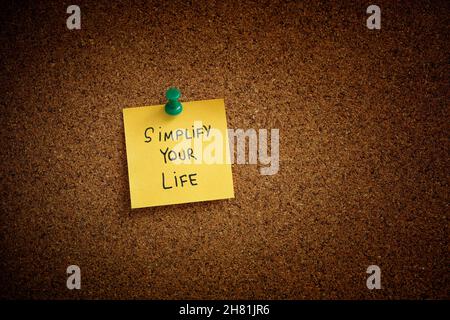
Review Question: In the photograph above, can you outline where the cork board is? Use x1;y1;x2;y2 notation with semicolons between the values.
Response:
0;0;448;299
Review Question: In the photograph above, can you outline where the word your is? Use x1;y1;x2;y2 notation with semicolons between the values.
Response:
160;147;196;164
66;265;81;290
367;5;381;30
366;265;381;289
66;5;81;30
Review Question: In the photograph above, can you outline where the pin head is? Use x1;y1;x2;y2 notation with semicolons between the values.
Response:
166;87;181;101
165;87;182;115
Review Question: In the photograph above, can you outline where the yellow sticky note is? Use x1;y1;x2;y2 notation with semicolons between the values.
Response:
123;99;234;208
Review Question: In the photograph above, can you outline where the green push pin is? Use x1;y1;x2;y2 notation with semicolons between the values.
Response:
164;87;183;115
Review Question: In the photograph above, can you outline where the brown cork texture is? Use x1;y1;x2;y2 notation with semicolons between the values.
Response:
0;0;448;299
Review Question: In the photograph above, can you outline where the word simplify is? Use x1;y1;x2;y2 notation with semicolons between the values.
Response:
144;124;212;143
